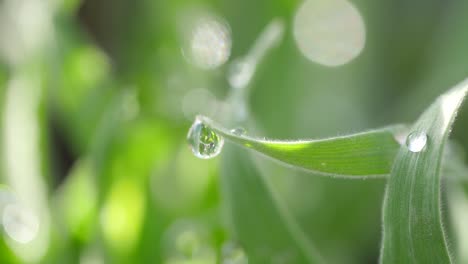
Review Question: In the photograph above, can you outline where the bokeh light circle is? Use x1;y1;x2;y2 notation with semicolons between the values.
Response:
293;0;366;66
185;15;231;69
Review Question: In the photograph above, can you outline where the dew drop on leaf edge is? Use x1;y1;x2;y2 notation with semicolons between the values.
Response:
187;118;224;159
406;131;427;153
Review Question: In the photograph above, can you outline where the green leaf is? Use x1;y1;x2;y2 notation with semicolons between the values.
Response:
448;181;468;263
381;79;468;263
199;116;404;178
221;145;324;263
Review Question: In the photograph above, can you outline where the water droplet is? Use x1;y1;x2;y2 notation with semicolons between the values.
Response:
222;241;248;264
187;118;224;159
230;127;246;136
406;131;427;153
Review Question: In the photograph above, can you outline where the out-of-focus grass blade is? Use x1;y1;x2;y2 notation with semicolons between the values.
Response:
54;159;97;243
221;146;323;263
200;116;404;178
381;78;468;263
448;183;468;263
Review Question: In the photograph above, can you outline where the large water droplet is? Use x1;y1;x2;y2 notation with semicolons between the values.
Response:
230;127;246;136
222;241;248;264
406;131;427;153
187;118;224;159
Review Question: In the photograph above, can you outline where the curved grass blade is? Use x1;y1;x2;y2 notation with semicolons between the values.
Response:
448;183;468;263
381;78;468;263
221;145;324;263
199;116;404;178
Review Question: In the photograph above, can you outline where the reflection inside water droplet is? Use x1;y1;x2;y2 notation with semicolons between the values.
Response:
222;241;248;264
406;131;427;153
230;127;246;136
187;118;224;159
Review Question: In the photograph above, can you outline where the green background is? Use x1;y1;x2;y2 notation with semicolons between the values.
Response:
0;0;468;263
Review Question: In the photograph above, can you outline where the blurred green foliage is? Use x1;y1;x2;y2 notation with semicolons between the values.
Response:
0;0;468;263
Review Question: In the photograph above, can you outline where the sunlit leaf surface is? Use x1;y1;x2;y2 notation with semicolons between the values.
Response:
200;116;404;177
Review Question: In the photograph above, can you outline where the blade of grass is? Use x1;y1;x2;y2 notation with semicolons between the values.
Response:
199;116;404;178
221;145;324;263
381;78;468;263
448;183;468;263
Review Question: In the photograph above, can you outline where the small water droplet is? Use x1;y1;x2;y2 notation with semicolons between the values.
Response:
406;131;427;153
222;241;248;264
187;118;224;159
230;127;246;136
